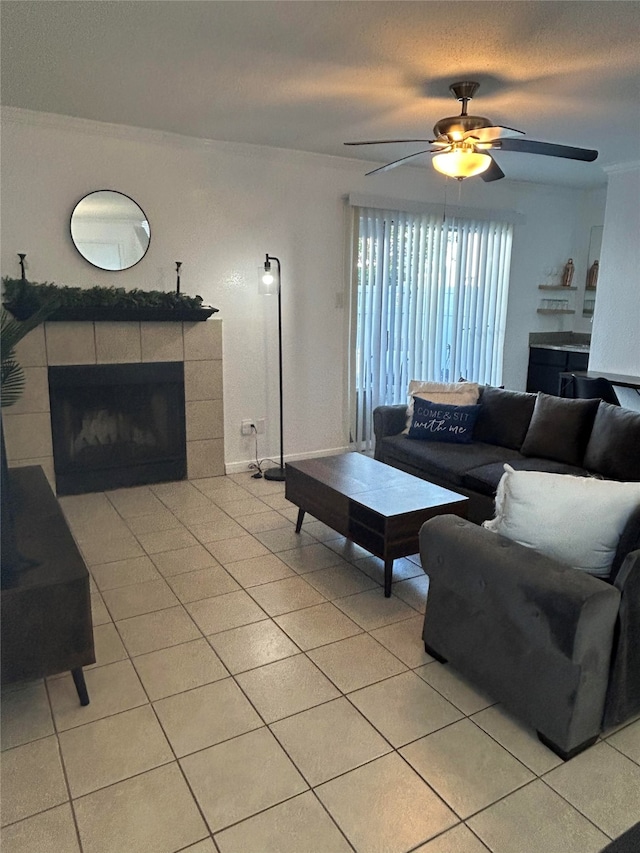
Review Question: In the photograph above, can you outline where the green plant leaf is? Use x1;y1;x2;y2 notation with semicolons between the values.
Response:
1;300;58;408
1;301;58;355
1;357;25;408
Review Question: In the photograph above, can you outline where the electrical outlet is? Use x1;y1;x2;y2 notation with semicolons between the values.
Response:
241;419;255;436
255;418;266;434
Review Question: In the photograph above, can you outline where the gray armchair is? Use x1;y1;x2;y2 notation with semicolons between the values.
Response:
419;511;640;760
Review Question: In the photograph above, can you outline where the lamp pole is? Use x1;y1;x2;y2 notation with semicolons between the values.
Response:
263;254;285;481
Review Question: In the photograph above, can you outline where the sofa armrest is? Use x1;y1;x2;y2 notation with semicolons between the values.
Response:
373;405;406;460
419;515;621;755
604;549;640;729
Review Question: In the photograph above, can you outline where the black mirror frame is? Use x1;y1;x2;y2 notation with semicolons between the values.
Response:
69;189;151;272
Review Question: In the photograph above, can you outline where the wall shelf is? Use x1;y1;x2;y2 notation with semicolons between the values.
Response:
538;285;578;291
537;308;576;315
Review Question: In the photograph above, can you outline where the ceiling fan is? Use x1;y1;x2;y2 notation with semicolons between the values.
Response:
344;81;598;182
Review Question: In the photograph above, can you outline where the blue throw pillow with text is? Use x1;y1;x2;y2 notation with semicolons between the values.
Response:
408;397;481;443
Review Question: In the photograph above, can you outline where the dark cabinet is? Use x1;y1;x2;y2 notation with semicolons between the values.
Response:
527;347;589;396
1;466;95;704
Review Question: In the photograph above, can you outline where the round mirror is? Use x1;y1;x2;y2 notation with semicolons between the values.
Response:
70;190;150;271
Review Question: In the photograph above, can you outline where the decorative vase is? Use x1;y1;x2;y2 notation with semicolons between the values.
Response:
562;258;575;288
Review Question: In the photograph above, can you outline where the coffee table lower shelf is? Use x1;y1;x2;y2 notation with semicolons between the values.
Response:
286;454;468;597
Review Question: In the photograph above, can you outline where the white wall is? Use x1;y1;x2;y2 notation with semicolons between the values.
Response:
572;187;607;334
1;109;606;471
589;163;640;377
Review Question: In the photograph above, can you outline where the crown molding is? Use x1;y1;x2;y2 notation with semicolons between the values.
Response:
603;160;640;176
2;106;609;188
0;105;366;172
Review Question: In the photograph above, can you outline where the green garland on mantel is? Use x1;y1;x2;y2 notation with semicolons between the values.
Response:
2;278;218;322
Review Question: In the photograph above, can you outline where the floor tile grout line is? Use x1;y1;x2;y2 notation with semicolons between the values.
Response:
537;775;617;842
204;617;443;822
189;623;399;851
410;661;499;718
77;490;432;688
604;737;640;768
404;821;477;853
41;677;86;852
59;604;223;850
462;712;556;778
0;800;85;846
122;649;223;852
39;476;633;851
538;734;640;837
99;583;181;623
459;821;493;853
208;789;346;848
68;492;429;698
340;687;466;754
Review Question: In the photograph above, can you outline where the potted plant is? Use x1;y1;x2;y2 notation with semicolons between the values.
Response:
1;302;57;586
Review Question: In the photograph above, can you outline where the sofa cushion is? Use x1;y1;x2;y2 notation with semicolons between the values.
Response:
520;393;599;466
474;386;536;450
483;465;640;577
584;402;640;481
463;456;587;497
380;434;520;486
408;398;480;444
404;380;480;432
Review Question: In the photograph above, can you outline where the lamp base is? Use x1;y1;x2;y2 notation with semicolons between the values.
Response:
264;466;286;482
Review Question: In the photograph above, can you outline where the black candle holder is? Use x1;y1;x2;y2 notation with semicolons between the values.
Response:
18;253;27;281
175;261;182;294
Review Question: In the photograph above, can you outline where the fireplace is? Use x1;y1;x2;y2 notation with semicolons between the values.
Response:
48;362;187;495
2;318;224;490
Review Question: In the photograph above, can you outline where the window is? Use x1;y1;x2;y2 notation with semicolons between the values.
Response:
349;205;513;449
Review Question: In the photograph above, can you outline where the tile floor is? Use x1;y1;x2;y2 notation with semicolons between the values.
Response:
1;472;639;853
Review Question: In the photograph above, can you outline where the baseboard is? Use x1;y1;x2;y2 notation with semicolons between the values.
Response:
224;446;350;475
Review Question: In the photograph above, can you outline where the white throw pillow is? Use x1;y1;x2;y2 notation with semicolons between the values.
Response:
483;465;640;577
404;380;480;433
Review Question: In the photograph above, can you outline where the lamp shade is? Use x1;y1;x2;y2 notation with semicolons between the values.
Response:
259;262;278;296
432;145;492;180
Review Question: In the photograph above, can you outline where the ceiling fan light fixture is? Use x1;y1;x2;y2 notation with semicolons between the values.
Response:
432;143;492;180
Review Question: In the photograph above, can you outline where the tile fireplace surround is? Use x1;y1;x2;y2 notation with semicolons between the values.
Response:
2;320;224;491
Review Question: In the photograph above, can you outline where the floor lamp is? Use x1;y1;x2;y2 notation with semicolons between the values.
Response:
260;254;286;481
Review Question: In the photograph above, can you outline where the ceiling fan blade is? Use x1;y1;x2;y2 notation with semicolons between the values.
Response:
481;156;506;182
463;125;524;143
365;148;444;176
496;138;598;162
345;139;433;146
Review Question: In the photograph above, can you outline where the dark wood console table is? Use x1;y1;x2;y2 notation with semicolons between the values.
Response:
1;466;95;703
286;453;468;597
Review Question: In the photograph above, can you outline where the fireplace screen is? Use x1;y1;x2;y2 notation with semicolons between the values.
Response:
49;362;186;495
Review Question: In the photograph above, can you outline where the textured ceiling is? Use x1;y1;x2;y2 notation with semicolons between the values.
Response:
2;1;639;187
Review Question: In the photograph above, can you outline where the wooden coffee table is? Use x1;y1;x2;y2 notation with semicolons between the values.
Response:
285;453;468;597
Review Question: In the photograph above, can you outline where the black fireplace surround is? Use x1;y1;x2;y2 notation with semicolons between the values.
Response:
49;362;187;495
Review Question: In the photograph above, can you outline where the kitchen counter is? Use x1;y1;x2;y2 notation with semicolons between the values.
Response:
528;332;590;356
531;343;590;353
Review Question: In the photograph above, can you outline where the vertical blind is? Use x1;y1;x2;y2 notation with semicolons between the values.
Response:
349;205;513;449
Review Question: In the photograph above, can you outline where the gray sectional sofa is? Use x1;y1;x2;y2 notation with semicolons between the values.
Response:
373;386;640;523
374;386;640;758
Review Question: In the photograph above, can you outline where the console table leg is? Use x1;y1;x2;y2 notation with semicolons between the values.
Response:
295;508;305;533
384;560;393;597
71;667;90;706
